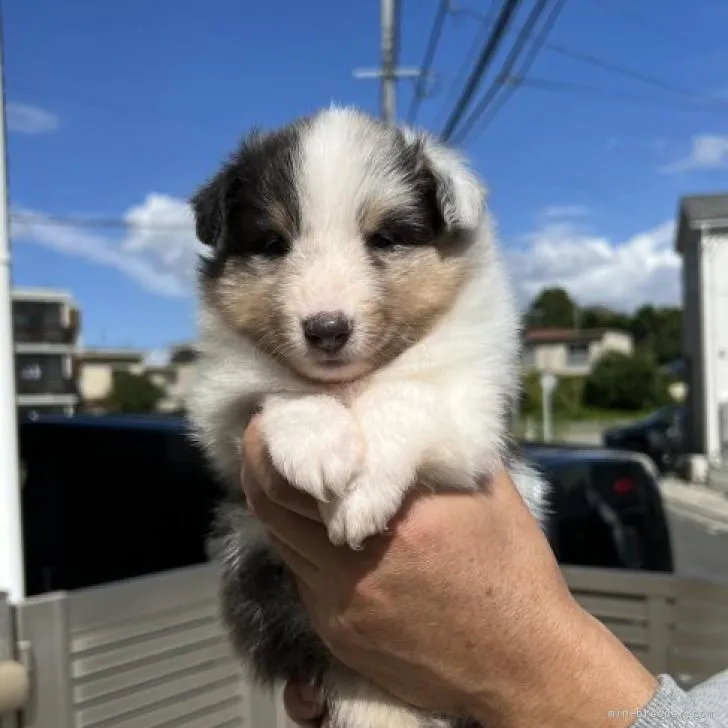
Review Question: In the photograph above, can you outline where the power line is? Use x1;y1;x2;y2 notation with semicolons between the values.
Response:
588;0;703;51
432;1;501;131
452;4;727;112
511;76;728;114
406;0;450;125
450;0;566;145
543;40;720;106
440;0;523;141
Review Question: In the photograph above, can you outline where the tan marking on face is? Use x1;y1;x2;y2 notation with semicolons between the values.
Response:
268;200;296;240
202;258;287;360
358;196;395;235
371;242;473;366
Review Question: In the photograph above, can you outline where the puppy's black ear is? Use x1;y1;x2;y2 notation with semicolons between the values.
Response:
403;128;487;232
190;168;234;247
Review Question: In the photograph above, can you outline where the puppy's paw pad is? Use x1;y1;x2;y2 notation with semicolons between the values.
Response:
260;397;363;501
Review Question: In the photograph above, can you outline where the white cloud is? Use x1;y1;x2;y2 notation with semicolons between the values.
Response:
506;218;680;311
660;134;728;173
11;193;202;297
7;102;59;135
13;193;681;312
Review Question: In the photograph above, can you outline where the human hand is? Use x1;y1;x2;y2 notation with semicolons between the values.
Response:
242;418;659;728
282;682;327;727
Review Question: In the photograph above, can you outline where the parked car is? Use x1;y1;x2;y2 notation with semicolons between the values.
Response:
18;413;225;596
602;404;685;474
522;442;674;573
17;414;674;596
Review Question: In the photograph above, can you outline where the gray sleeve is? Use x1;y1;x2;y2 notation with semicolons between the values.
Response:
629;670;728;727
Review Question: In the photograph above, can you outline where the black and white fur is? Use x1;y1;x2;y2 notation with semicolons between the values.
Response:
186;106;549;728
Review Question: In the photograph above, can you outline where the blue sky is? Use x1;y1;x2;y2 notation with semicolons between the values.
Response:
5;0;728;354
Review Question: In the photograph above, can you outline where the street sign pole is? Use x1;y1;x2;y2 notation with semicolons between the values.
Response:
540;372;557;443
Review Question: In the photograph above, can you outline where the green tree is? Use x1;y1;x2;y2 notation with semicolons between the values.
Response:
525;287;578;329
629;305;682;365
583;351;672;412
105;370;164;414
579;305;631;331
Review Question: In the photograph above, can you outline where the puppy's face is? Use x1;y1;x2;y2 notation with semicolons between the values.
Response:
192;107;487;383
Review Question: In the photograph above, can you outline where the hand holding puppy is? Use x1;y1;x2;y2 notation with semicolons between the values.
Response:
242;418;659;728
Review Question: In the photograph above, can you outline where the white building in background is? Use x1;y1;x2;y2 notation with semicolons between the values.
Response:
76;348;147;410
521;328;634;377
76;343;199;414
12;287;81;418
675;193;728;491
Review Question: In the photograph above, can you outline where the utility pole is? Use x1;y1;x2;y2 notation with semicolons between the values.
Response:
353;0;421;124
0;8;25;603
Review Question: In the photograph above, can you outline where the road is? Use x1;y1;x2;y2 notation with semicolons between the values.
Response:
666;508;728;583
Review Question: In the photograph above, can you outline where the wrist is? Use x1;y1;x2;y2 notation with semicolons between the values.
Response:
469;599;659;728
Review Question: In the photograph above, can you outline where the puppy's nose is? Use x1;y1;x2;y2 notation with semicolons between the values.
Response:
302;311;352;353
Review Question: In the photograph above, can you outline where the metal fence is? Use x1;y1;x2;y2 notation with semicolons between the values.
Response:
10;565;291;728
566;565;728;688
1;563;727;727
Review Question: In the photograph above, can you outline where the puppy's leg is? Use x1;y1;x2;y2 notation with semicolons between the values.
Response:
322;382;482;548
324;670;455;728
259;394;364;501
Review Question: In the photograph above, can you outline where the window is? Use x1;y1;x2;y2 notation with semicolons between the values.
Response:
15;353;68;394
12;301;65;343
566;343;590;367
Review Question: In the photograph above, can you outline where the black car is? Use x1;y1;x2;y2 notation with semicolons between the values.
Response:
17;414;673;596
602;404;685;474
521;443;674;573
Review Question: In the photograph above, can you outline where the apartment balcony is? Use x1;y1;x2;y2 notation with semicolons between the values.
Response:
15;377;78;397
14;324;77;345
13;306;81;347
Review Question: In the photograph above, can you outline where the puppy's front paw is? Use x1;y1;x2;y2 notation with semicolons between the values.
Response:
259;395;363;501
321;473;408;549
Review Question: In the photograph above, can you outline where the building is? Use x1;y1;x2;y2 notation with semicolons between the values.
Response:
76;343;199;414
521;328;634;377
12;287;81;419
675;193;728;488
77;348;146;411
156;343;199;413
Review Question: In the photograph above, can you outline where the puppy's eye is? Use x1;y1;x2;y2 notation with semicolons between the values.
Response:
366;232;401;250
253;232;289;257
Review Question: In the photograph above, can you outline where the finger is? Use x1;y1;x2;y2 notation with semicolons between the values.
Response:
243;417;323;522
283;681;325;727
244;482;335;567
269;535;320;588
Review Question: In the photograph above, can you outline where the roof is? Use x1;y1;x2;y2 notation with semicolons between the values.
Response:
520;442;658;475
21;413;189;432
524;328;623;344
12;287;74;303
78;348;146;363
676;194;728;253
680;194;728;227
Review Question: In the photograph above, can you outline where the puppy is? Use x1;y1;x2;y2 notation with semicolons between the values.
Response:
186;106;549;728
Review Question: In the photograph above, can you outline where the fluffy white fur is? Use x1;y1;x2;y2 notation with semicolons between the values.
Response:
186;106;549;727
